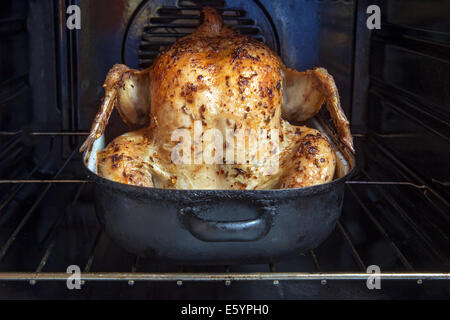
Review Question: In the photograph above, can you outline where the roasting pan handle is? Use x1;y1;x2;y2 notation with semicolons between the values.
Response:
180;205;276;242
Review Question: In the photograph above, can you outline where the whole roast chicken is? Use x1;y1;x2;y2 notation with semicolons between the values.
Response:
81;7;353;190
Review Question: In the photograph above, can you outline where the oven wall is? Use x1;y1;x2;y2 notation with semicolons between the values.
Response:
359;0;449;198
259;0;356;122
1;0;31;132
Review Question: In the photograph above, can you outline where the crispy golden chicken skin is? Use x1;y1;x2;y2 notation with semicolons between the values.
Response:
81;7;352;189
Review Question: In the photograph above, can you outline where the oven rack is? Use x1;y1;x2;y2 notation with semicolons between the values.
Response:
0;131;448;285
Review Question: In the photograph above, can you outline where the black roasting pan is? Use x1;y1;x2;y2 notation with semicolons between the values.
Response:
83;119;355;265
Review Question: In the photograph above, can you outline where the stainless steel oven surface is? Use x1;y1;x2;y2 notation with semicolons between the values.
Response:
0;0;448;299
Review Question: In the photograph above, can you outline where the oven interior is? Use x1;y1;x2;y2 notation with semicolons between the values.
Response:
0;0;449;298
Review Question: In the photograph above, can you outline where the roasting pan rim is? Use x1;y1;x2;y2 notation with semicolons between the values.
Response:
83;153;355;199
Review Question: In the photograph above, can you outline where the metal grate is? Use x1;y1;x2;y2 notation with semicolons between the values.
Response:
0;131;448;288
138;0;270;69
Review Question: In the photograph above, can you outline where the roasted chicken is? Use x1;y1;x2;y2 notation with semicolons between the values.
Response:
81;7;353;190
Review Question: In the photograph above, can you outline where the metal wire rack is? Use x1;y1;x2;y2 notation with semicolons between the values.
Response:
0;131;448;287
